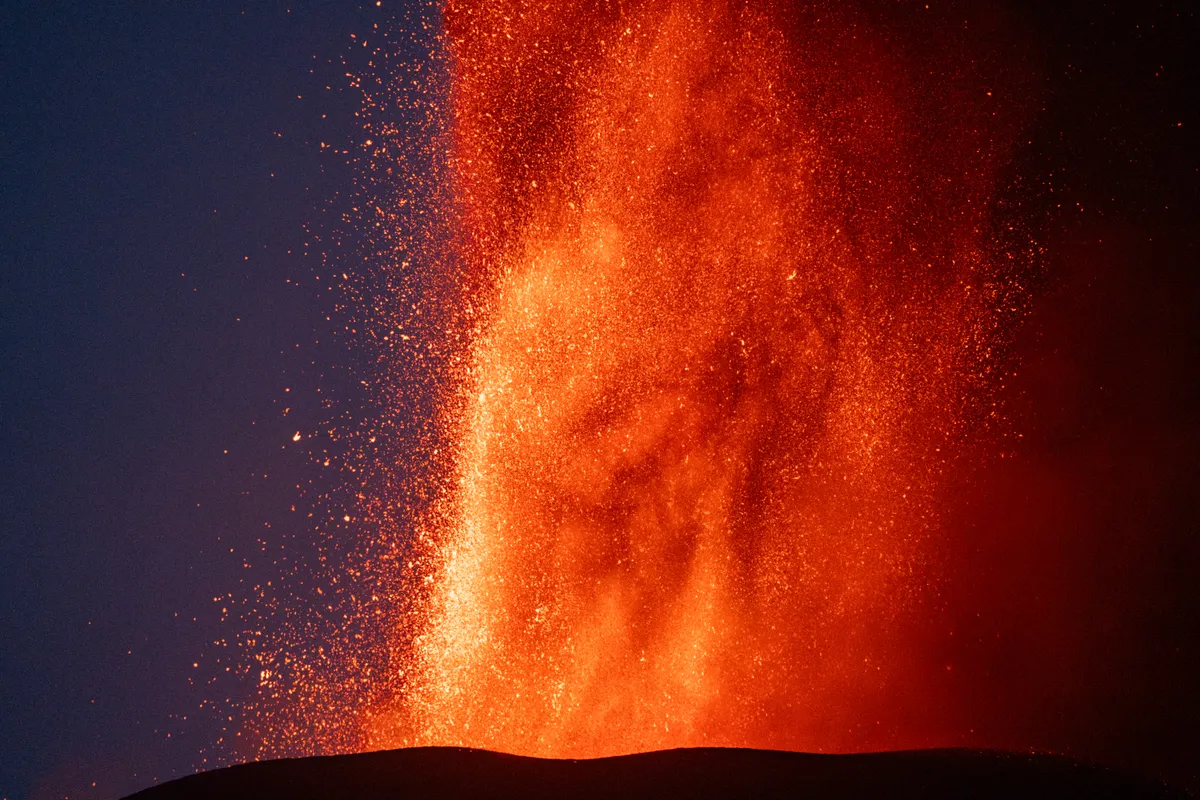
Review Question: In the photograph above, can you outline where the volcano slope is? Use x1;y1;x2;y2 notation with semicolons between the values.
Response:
128;747;1183;799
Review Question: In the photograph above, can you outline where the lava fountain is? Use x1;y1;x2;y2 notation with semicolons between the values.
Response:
356;0;1034;759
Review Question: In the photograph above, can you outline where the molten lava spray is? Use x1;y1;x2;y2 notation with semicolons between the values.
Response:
344;0;1035;758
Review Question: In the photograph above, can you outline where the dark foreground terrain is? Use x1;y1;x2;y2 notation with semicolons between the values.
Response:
128;746;1185;799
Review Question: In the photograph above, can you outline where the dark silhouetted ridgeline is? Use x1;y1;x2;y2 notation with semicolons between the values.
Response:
127;747;1185;799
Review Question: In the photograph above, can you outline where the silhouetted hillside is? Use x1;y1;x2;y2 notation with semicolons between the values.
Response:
127;747;1185;799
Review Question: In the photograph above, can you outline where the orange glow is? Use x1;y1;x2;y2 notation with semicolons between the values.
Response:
348;0;1034;758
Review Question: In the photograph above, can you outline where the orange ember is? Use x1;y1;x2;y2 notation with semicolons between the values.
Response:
345;0;1035;758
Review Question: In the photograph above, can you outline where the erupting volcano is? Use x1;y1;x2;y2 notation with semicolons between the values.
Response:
323;0;1039;759
196;0;1200;795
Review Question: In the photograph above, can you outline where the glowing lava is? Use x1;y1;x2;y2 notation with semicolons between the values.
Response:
343;0;1035;759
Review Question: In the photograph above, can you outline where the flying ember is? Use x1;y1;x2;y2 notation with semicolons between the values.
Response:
361;0;1035;757
252;0;1037;761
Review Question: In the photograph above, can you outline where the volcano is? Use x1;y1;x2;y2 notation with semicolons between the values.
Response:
127;747;1182;799
230;0;1200;793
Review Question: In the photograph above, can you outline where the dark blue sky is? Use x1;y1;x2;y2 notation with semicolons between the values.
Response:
0;3;429;797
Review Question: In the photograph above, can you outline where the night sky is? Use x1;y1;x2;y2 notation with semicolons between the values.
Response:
1;2;1197;799
1;3;425;797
